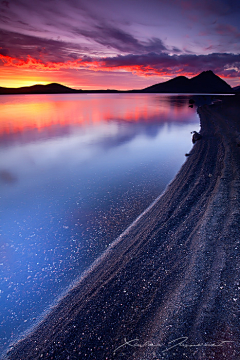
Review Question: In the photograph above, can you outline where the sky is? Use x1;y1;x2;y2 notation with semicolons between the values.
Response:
0;0;240;89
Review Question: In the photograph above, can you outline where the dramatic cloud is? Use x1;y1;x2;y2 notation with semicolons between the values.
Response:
0;0;240;88
1;51;240;79
98;52;240;76
0;29;85;62
0;26;176;64
75;24;169;54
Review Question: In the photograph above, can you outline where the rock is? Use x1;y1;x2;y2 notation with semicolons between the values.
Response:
191;131;202;144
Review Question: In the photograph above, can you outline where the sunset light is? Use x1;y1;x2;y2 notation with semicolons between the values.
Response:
0;0;239;89
0;93;195;135
1;1;240;358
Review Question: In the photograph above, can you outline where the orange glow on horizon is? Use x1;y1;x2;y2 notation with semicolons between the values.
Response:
0;54;98;71
0;54;235;89
0;79;50;88
0;64;57;88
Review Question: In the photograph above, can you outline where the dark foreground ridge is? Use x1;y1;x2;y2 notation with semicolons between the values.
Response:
5;95;240;360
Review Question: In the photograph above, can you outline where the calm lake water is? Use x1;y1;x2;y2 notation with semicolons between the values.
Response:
0;93;200;352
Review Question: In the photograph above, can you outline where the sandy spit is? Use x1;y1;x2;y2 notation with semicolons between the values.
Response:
5;95;240;360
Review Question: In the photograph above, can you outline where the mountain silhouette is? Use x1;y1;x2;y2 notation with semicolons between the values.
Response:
0;83;78;95
142;70;232;93
0;83;121;95
0;71;233;94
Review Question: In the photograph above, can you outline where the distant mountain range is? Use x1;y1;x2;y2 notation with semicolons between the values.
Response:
0;83;120;95
0;71;237;95
0;83;75;95
142;70;233;93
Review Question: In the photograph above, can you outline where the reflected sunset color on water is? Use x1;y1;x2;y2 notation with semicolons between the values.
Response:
0;93;198;135
0;93;200;354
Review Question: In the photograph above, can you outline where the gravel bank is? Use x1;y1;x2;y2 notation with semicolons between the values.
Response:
5;95;240;360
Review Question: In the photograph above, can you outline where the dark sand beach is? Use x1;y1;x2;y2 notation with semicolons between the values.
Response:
5;95;240;360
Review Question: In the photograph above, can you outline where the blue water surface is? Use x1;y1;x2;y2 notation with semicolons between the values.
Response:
0;93;200;352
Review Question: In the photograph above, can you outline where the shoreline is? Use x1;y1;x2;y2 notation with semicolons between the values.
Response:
5;95;240;359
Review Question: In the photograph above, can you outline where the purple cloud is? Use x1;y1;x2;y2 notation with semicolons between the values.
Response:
215;23;240;40
0;0;240;88
98;52;240;78
75;24;169;54
0;29;84;62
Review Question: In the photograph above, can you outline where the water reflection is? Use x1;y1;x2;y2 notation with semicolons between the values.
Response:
0;93;199;135
0;94;199;353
